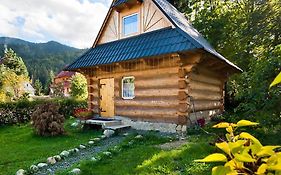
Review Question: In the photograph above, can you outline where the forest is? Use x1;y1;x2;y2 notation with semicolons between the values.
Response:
0;37;85;90
172;0;280;120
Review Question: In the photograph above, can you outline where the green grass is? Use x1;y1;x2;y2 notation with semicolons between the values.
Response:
58;133;215;175
0;119;101;175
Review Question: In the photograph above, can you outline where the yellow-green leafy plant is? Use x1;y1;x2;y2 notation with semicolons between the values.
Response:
195;120;281;175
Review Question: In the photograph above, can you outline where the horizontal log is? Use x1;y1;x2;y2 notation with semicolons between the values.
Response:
115;99;178;108
135;77;179;89
178;91;188;101
189;81;221;92
189;89;222;101
116;107;178;117
95;66;179;79
133;88;179;97
190;100;222;112
190;73;222;85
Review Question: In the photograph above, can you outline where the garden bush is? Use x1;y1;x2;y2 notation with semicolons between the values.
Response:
195;120;281;175
31;103;65;136
0;98;87;125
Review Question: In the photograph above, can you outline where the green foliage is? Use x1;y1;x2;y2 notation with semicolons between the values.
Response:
2;48;28;77
34;79;42;96
0;98;87;125
174;0;281;118
0;49;30;102
195;120;281;175
70;73;88;100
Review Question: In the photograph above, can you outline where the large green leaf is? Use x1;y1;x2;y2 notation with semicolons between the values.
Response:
270;71;281;88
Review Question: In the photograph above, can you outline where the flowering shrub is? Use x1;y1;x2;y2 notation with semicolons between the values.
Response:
31;103;65;136
74;108;93;120
195;120;281;175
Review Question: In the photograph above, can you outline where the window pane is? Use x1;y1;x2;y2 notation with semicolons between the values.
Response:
123;14;138;36
122;77;135;99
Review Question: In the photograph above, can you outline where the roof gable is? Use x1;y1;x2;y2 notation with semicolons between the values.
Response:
66;0;242;72
94;0;173;45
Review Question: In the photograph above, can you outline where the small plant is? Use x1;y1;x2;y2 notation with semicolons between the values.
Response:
195;120;281;175
31;103;65;136
74;108;93;120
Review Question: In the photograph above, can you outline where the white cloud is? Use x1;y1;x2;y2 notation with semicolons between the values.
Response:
0;0;112;48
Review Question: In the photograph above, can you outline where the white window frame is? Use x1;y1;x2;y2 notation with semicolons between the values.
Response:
121;76;135;100
122;13;139;37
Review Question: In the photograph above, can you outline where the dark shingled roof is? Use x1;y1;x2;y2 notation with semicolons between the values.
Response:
66;0;242;72
112;0;129;7
67;27;200;70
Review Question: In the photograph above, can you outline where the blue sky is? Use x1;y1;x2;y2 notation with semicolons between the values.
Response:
0;0;112;48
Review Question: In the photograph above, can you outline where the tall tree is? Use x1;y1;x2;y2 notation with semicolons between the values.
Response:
70;73;88;100
34;79;43;96
2;48;29;77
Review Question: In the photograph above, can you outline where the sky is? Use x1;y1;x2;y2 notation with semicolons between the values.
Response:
0;0;112;48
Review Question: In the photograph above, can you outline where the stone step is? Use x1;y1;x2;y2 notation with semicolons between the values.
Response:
104;124;131;131
102;120;122;127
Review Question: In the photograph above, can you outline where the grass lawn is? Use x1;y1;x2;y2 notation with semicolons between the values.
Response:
0;118;101;175
58;133;215;175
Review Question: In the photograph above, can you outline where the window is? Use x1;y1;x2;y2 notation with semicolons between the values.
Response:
123;14;138;36
122;76;135;99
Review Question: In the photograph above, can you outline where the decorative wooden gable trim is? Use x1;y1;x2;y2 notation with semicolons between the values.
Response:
94;0;173;46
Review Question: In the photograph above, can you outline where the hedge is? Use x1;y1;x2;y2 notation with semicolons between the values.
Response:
0;98;87;125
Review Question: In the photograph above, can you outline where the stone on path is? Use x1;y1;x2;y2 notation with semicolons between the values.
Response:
37;163;48;168
16;169;25;175
47;157;56;165
69;168;81;174
103;130;115;137
135;135;143;139
29;165;38;172
60;150;70;158
79;144;86;149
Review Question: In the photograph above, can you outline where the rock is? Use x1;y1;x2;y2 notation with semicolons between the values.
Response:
69;168;81;174
29;165;38;172
93;138;101;142
71;122;79;127
79;144;86;149
16;169;25;175
128;140;134;145
135;135;143;139
47;156;56;165
91;157;97;162
37;163;48;168
88;141;94;145
54;155;62;161
59;150;70;158
101;135;106;139
74;148;79;153
103;129;115;137
68;149;75;155
123;132;129;136
103;151;112;156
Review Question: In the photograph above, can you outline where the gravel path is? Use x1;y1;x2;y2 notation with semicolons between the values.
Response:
35;135;125;175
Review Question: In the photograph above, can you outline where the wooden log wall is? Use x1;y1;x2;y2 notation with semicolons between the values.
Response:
187;66;225;124
83;54;199;124
83;52;230;125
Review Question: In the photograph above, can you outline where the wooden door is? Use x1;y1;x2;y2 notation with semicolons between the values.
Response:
99;78;115;117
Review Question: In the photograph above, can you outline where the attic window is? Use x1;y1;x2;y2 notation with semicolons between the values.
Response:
122;76;135;99
123;13;138;36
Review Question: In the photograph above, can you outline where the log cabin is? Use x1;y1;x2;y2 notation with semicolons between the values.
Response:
65;0;242;132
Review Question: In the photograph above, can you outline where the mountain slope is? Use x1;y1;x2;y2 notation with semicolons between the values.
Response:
0;37;85;88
